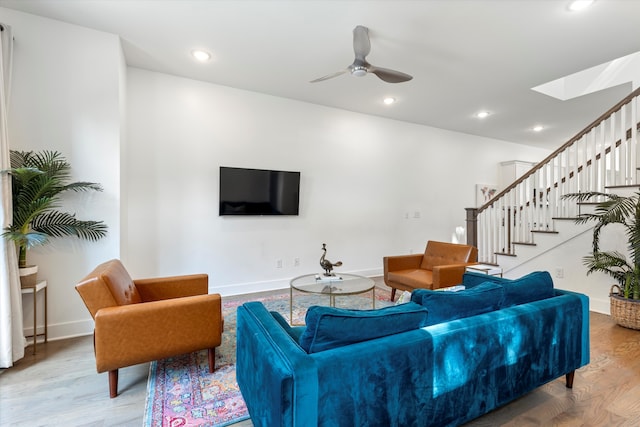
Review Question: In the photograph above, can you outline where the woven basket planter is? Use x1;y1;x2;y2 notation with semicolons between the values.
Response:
610;285;640;330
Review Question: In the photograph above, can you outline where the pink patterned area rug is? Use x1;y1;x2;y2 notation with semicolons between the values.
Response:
143;284;393;427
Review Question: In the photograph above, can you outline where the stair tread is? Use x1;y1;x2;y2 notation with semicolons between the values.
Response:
531;230;559;234
605;184;640;189
512;241;536;246
494;252;517;257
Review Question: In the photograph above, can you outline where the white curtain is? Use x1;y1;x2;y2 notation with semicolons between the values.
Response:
0;23;24;368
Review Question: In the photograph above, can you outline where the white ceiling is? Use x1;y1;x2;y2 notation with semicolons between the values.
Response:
2;0;640;150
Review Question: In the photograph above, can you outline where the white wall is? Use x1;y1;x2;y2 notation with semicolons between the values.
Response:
2;9;123;339
3;8;565;341
126;68;550;296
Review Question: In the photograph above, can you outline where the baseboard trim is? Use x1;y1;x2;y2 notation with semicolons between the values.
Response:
212;268;383;297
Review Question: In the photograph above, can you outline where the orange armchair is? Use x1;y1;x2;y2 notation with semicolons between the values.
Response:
384;241;478;301
75;259;223;398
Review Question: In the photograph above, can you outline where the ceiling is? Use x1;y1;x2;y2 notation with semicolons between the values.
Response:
2;0;640;150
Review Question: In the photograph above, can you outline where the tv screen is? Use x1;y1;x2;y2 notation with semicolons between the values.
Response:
219;167;300;216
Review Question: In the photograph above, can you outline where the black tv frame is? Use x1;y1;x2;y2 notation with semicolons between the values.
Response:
219;166;300;216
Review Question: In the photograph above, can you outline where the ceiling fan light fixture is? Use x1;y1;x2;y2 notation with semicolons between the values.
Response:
351;66;368;77
383;97;396;105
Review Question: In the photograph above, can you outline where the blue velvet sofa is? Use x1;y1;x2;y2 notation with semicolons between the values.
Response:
236;271;590;427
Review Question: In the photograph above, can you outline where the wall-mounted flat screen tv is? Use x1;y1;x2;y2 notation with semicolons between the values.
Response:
219;166;300;216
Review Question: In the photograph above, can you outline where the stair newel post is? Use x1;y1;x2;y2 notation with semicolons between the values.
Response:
466;207;478;252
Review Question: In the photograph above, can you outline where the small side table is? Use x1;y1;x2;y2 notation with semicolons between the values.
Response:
21;280;48;355
466;264;503;277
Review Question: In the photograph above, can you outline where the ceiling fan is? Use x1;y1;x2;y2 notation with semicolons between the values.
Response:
310;25;413;84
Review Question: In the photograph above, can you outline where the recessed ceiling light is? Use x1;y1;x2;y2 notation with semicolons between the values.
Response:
191;49;211;62
568;0;594;12
476;111;490;119
532;125;544;132
383;97;396;105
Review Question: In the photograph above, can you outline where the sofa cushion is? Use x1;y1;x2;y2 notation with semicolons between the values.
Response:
411;282;504;325
298;302;429;354
387;269;434;289
463;271;555;307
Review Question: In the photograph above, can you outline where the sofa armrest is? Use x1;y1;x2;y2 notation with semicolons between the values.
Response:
432;263;477;288
237;302;318;427
554;288;590;367
134;274;208;301
384;254;423;273
93;293;222;372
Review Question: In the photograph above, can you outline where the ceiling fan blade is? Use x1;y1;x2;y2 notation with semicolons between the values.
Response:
353;25;371;60
309;69;349;83
368;66;413;83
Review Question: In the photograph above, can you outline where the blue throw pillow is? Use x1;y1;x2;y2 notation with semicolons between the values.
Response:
412;282;505;326
501;271;555;306
462;271;507;288
298;302;429;354
462;271;554;307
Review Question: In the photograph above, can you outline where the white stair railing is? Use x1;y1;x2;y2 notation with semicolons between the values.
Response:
467;88;640;264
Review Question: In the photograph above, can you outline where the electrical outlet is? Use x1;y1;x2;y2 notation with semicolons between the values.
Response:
555;268;564;278
276;259;283;268
294;258;300;267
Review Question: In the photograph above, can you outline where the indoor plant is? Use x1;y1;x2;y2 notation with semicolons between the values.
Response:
563;190;640;329
2;150;108;286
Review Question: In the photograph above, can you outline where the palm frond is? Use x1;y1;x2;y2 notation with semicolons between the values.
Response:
584;251;633;286
61;181;103;192
31;211;108;241
1;228;48;249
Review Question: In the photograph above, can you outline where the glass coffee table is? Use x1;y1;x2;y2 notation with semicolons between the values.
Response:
289;273;376;325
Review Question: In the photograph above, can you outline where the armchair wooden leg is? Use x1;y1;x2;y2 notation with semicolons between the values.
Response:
208;348;215;373
390;288;397;302
109;369;119;398
565;371;575;388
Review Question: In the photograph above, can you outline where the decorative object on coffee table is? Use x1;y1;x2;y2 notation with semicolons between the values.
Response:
563;190;640;329
319;242;342;276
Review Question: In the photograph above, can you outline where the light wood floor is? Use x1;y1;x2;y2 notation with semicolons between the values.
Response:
1;310;639;426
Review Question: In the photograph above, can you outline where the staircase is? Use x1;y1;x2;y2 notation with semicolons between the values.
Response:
466;87;640;270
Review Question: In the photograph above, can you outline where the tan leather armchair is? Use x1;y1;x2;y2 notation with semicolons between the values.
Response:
75;259;223;398
384;241;478;301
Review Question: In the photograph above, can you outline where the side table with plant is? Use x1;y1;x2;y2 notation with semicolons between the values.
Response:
2;150;108;286
563;190;640;329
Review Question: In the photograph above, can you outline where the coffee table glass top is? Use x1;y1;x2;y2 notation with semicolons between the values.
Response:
290;273;375;295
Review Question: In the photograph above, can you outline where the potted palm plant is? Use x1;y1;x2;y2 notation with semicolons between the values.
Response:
2;150;108;287
563;190;640;329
